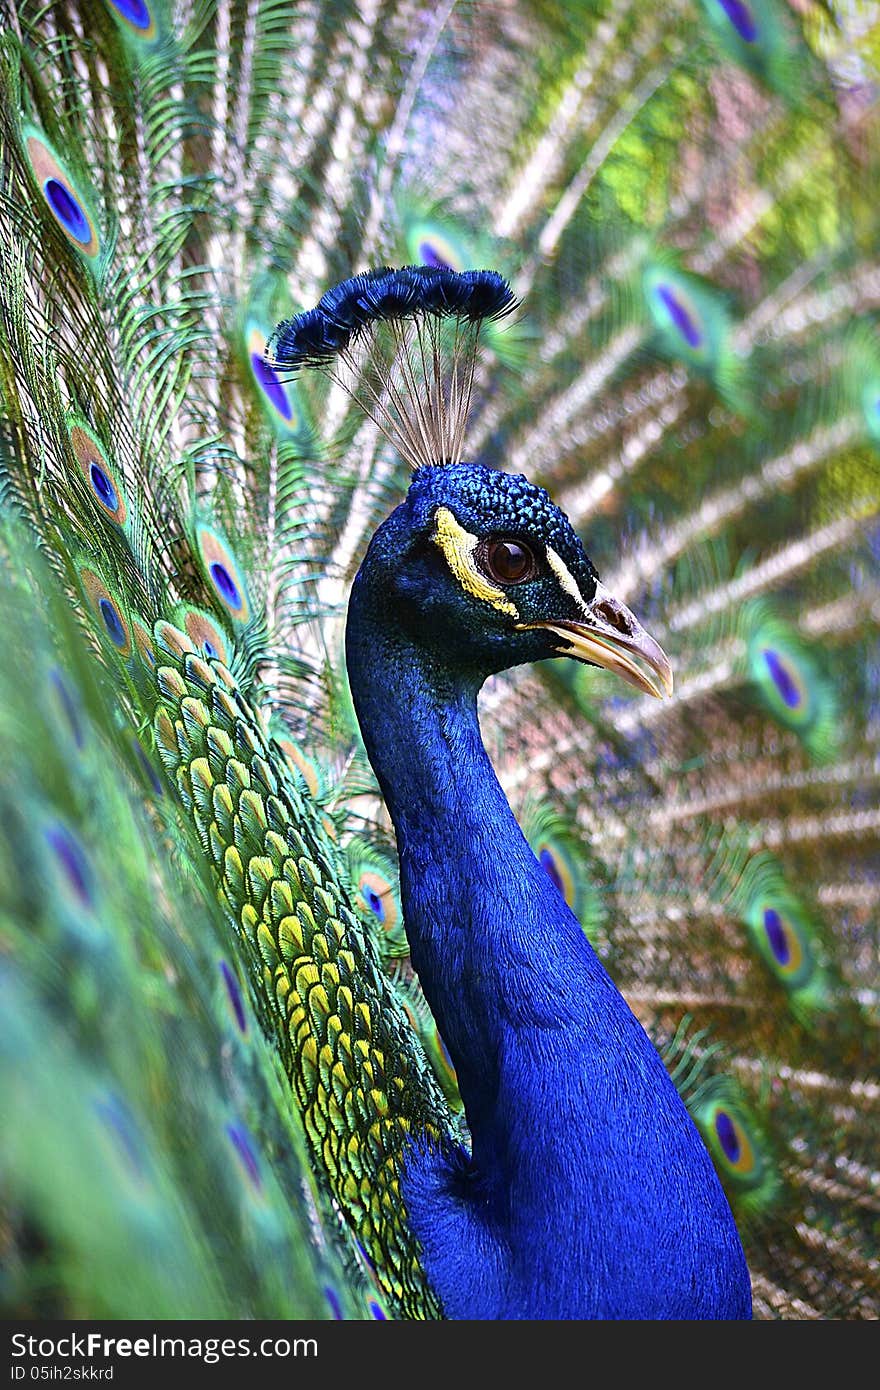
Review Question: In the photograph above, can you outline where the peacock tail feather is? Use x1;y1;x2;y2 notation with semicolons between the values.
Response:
0;0;877;1320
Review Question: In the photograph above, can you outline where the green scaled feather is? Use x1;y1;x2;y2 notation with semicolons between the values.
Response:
149;620;453;1319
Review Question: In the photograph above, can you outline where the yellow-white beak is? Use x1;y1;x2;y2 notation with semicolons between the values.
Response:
519;580;673;700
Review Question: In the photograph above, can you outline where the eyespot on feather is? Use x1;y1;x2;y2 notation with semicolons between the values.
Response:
247;324;297;424
44;821;94;908
79;568;132;658
357;869;400;936
220;960;248;1036
743;604;838;762
226;1122;263;1194
24;130;101;260
68;422;127;526
403;215;472;275
691;1088;782;1220
196;527;251;623
105;0;158;40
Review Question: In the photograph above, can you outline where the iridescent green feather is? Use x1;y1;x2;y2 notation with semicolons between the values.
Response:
740;600;840;762
640;252;749;410
727;853;836;1024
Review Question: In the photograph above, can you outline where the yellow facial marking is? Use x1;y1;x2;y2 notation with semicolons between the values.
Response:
545;545;590;616
432;507;519;618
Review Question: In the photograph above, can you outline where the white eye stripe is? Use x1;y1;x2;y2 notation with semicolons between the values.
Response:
545;546;591;616
432;507;520;619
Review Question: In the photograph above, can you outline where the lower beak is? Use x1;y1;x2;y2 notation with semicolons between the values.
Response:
519;581;674;700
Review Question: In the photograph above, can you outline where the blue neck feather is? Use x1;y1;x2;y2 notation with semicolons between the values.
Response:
346;545;751;1321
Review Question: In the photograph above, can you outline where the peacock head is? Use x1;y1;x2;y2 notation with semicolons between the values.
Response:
355;460;673;698
268;265;671;695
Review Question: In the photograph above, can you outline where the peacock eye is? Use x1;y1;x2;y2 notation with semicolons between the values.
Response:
478;537;537;586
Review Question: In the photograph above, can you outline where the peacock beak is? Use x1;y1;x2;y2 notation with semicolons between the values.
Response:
523;581;674;699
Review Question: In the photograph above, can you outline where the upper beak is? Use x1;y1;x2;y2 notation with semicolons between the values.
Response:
519;580;674;699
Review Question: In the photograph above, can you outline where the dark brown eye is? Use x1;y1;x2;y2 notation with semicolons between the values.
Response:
479;537;537;585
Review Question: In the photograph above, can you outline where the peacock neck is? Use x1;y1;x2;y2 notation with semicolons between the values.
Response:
346;566;752;1319
345;583;629;1199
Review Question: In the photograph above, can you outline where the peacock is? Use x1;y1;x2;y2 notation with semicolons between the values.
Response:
0;0;877;1322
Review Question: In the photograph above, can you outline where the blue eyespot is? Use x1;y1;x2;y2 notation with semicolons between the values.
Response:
133;738;163;796
107;0;152;29
324;1287;343;1320
366;887;385;920
368;1299;387;1320
539;847;564;895
763;907;790;965
89;461;118;510
715;1109;741;1164
203;640;218;659
45;823;93;906
220;961;248;1034
99;597;127;648
654;284;703;348
43;178;91;244
95;1095;148;1182
762;648;801;709
714;0;758;44
226;1123;261;1190
210;562;242;610
418;241;454;271
250;352;294;421
50;668;85;748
